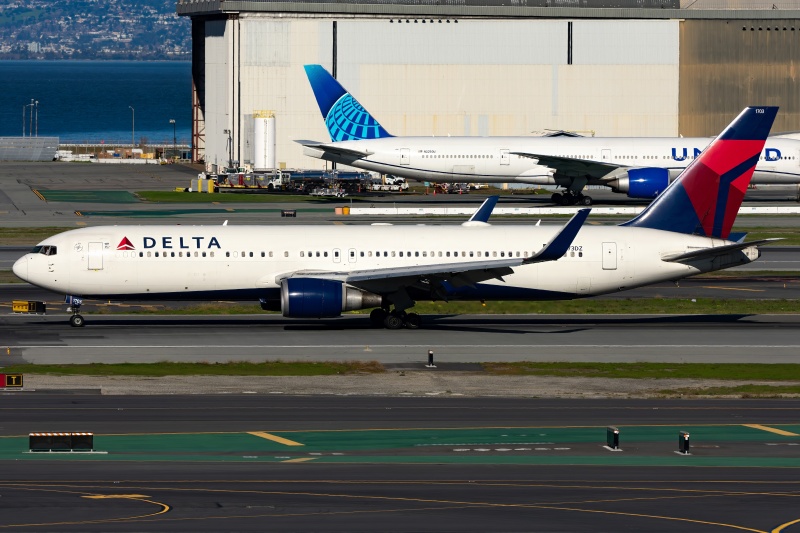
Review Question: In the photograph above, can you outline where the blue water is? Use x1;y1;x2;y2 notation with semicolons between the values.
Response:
0;60;192;145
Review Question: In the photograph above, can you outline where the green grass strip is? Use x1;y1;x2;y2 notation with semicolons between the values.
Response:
137;191;367;203
3;361;800;382
0;361;384;377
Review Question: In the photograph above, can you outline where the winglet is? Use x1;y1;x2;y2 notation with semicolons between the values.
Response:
524;209;590;264
463;196;499;225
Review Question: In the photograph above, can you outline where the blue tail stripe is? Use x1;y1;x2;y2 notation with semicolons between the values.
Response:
719;107;778;140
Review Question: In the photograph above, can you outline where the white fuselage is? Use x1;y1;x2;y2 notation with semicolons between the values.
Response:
304;136;800;186
13;224;757;304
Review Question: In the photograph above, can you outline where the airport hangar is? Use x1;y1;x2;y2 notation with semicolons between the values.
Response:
177;0;800;173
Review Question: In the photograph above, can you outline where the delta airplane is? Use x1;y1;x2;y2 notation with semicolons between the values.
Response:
13;107;777;329
299;65;800;205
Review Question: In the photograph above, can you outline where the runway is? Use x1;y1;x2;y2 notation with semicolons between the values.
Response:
2;312;800;364
0;395;798;532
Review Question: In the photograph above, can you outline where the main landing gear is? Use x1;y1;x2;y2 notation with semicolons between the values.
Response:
369;308;421;330
551;192;592;206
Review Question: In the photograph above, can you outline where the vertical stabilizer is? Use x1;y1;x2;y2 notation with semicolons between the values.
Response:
623;106;778;239
303;65;392;142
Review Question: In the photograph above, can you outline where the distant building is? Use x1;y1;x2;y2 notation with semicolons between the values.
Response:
177;0;800;172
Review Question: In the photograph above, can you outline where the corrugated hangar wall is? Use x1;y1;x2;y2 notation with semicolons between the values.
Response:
679;19;800;136
202;16;679;172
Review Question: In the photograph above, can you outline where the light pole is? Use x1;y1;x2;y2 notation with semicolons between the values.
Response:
29;99;34;139
169;119;176;160
128;106;135;150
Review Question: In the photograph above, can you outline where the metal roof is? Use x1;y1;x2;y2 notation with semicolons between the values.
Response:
176;0;800;19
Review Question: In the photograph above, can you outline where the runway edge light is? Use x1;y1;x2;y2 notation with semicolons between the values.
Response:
604;426;622;452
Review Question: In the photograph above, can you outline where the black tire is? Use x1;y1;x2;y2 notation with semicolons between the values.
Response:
369;308;388;327
560;194;573;206
404;313;421;329
580;195;593;206
70;314;85;328
551;193;562;204
383;313;404;330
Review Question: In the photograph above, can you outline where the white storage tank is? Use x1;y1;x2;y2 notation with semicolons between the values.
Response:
253;110;276;171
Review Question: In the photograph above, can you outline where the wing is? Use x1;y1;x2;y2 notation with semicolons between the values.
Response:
273;209;590;295
511;152;624;180
295;139;372;160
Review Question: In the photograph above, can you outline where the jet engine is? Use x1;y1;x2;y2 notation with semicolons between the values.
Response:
280;278;383;318
607;168;670;199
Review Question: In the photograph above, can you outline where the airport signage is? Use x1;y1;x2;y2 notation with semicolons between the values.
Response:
0;374;23;388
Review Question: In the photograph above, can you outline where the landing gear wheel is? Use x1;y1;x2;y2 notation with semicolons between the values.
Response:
370;308;388;327
551;192;563;204
560;194;574;206
69;314;85;328
383;313;404;330
404;313;421;329
580;195;592;206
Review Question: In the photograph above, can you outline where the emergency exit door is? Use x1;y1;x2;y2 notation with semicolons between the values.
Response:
88;242;104;270
602;242;617;270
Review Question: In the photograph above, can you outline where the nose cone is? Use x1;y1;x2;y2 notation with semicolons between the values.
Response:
12;256;28;281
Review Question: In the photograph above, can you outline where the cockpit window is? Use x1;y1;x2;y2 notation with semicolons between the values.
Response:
35;245;57;256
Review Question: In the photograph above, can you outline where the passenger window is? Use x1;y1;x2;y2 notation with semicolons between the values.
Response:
250;252;254;257
171;252;175;257
415;251;419;257
269;251;273;257
284;251;289;257
400;251;404;257
446;252;450;257
324;251;328;257
155;252;160;257
194;251;199;257
210;252;215;258
139;252;143;257
226;252;230;257
300;251;305;257
202;252;207;257
147;251;151;258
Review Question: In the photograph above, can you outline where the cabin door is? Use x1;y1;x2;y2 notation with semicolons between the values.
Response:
400;148;410;165
602;242;617;270
500;149;510;165
87;242;104;270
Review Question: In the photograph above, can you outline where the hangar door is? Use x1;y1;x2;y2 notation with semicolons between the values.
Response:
88;242;104;270
602;242;617;270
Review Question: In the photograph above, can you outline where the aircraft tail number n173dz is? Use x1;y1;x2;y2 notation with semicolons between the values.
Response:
299;65;800;205
14;107;779;328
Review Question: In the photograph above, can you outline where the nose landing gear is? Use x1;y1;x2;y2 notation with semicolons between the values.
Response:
66;296;85;327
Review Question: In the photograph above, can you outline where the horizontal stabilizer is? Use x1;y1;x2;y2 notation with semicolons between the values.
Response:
295;140;373;158
661;238;781;263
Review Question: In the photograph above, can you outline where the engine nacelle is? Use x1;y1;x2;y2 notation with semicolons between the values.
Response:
280;278;383;318
607;168;670;199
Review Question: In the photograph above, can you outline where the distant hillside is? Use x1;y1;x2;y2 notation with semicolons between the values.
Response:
0;0;190;60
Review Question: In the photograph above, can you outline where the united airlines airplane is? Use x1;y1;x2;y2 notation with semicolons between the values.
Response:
300;65;800;205
13;107;778;329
